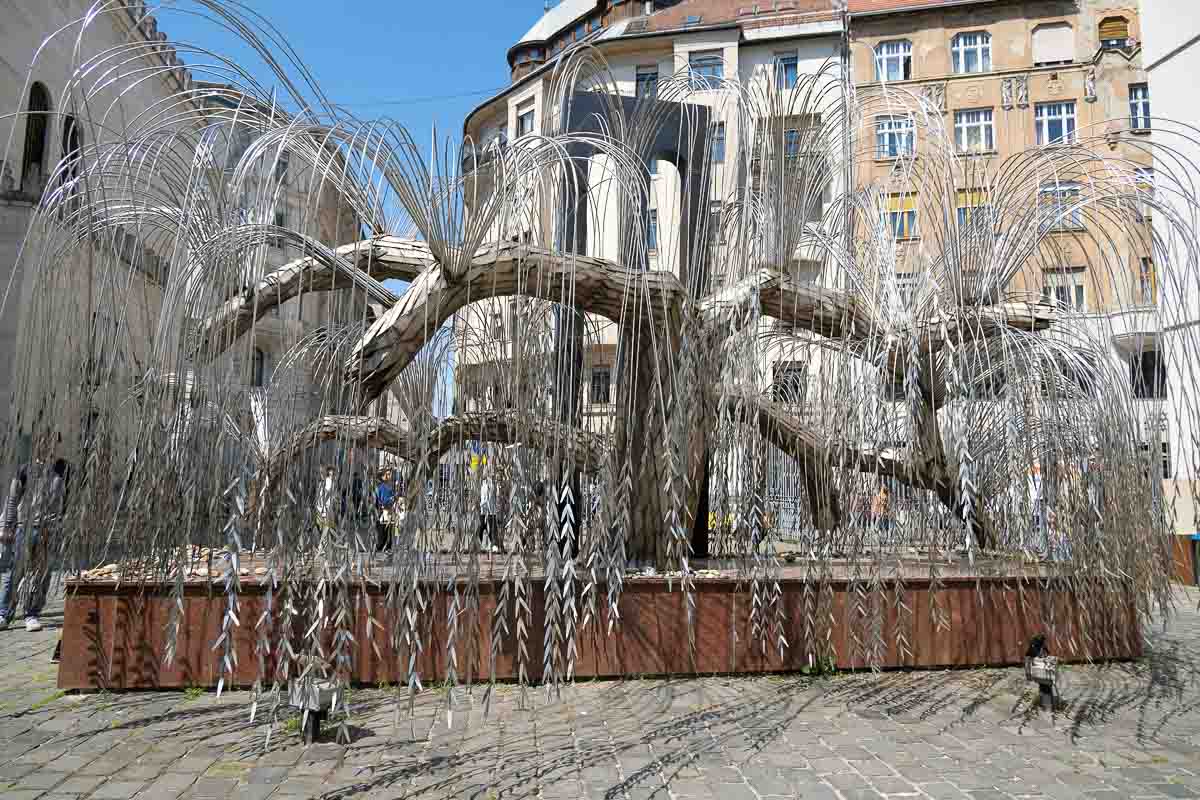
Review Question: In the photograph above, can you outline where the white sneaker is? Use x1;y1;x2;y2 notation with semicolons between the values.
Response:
24;617;41;632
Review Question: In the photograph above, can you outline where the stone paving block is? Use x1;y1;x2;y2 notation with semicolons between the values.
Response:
966;790;1016;800
91;780;149;798
0;761;39;779
15;770;67;790
1153;785;1200;799
2;790;48;800
921;782;972;799
870;775;920;795
838;788;885;800
711;783;756;800
181;776;240;798
54;774;106;794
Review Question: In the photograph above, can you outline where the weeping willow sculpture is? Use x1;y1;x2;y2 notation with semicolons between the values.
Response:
3;0;1199;741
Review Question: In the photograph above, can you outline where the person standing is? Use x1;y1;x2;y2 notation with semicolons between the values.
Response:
478;471;498;553
1028;461;1046;555
870;486;893;546
375;468;396;552
0;456;66;631
315;465;337;532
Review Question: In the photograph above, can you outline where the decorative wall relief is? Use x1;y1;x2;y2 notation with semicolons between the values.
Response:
921;82;946;113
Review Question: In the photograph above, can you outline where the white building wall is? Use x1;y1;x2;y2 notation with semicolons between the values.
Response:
1143;1;1200;532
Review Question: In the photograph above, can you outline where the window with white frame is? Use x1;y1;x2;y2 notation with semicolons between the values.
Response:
636;65;659;98
647;209;658;251
876;115;915;158
874;40;912;82
517;101;535;137
1130;84;1151;131
954;108;994;153
689;51;724;90
712;122;726;163
951;31;991;73
955;188;992;232
1039;181;1082;230
1035;101;1076;145
783;128;802;157
1041;268;1086;311
590;367;612;404
775;52;798;89
884;193;918;239
895;272;918;307
1135;167;1154;220
1138;257;1157;305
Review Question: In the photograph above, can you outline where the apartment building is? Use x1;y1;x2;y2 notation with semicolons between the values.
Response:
847;0;1166;492
459;0;846;432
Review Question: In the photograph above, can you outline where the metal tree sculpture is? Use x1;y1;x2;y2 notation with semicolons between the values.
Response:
3;0;1198;737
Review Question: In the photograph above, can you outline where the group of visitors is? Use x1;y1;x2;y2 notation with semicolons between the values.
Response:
0;443;68;632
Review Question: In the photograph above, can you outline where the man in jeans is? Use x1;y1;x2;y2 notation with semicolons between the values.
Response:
0;456;66;631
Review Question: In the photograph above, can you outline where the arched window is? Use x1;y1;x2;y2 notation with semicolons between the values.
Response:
61;114;81;185
1099;16;1130;50
21;83;51;194
252;348;266;387
951;31;991;73
874;40;912;82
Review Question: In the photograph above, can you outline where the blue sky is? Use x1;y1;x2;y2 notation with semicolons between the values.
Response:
162;0;536;137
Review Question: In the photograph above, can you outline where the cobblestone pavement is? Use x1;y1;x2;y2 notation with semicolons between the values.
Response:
2;588;1200;800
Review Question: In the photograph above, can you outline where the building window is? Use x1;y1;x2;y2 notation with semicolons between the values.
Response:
590;17;603;33
1041;268;1086;312
884;193;918;239
21;82;50;193
875;115;915;158
491;311;505;339
1035;101;1076;145
954;108;994;153
771;361;807;403
517;101;535;137
274;152;289;185
956;188;991;231
60;114;82;185
590;367;612;404
1130;84;1151;131
1130;350;1167;399
1099;16;1130;50
635;66;659;98
647;209;658;251
272;206;288;247
951;31;991;73
784;128;803;156
1032;23;1074;66
575;22;586;41
529;48;542;62
1135;167;1155;220
874;40;913;82
1039;181;1082;230
711;122;726;163
508;299;526;341
689;51;724;90
252;348;266;387
776;52;798;89
1138;257;1157;305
